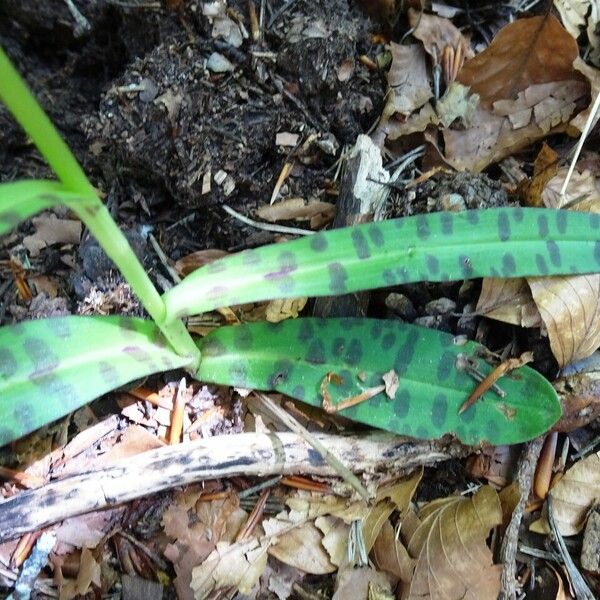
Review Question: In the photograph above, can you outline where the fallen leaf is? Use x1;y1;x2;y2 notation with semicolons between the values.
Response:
531;451;600;535
23;214;81;257
476;277;542;328
457;15;580;109
332;565;393;600
174;249;229;277
265;297;308;322
316;515;349;567
386;43;433;116
59;548;101;600
444;79;587;171
408;8;472;63
570;57;600;132
371;520;415;584
191;538;269;599
528;275;600;367
256;198;335;223
265;520;335;574
519;142;559;207
542;165;600;209
554;0;589;38
402;486;502;600
382;369;399;398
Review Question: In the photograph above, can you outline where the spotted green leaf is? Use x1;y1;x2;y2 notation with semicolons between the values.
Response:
0;316;192;445
163;208;600;320
195;318;561;445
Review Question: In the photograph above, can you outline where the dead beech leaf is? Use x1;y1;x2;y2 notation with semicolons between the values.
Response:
408;8;472;63
519;142;559;207
443;79;587;172
571;57;600;132
174;249;229;277
23;214;82;257
191;538;269;599
457;15;579;108
531;451;600;535
363;470;423;553
371;520;415;584
256;198;335;223
476;277;542;328
528;275;600;367
316;515;349;567
386;43;433;116
266;520;335;574
542;166;600;209
332;565;393;600
403;486;502;600
264;297;308;322
59;548;101;600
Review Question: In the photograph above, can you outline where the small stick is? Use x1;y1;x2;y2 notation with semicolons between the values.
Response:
255;392;371;501
223;204;314;236
455;354;506;398
459;352;533;414
168;378;187;445
248;0;260;41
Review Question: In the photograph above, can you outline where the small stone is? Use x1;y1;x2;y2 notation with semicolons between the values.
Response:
440;193;466;212
385;293;417;321
425;297;456;316
138;78;158;103
207;52;235;73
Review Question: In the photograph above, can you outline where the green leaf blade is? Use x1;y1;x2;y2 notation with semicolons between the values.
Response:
195;318;561;445
164;208;600;320
0;316;191;445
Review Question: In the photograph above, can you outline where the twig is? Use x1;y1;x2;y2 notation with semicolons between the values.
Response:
254;392;370;501
148;232;181;284
223;204;314;236
499;437;545;600
62;0;91;37
0;431;463;543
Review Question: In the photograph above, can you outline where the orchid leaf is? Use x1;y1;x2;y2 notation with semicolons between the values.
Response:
163;208;600;320
0;316;192;445
195;318;561;445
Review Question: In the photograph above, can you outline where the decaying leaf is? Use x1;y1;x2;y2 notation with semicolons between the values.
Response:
371;520;415;584
542;165;600;209
519;143;559;207
403;486;502;600
256;198;335;224
444;79;588;172
408;8;472;63
174;249;229;277
476;277;542;328
332;565;393;600
264;297;308;322
457;15;580;108
531;451;600;535
190;538;269;599
571;57;600;132
528;275;600;367
386;43;433;116
316;515;350;568
22;213;81;257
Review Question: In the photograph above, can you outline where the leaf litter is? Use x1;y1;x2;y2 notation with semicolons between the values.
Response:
4;0;600;599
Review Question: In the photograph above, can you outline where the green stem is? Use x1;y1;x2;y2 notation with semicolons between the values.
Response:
0;47;199;364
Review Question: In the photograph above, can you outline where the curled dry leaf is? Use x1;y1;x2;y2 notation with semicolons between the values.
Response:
256;198;335;224
386;43;432;116
332;565;393;600
371;520;415;584
476;277;542;328
457;15;580;109
554;0;590;38
542;165;600;210
531;451;600;535
553;368;600;431
408;8;472;63
403;486;502;600
518;142;559;207
528;275;600;367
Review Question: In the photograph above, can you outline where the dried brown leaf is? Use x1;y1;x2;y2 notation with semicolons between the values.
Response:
371;520;415;584
543;165;600;209
256;198;335;223
191;538;269;599
316;515;349;567
528;275;600;367
531;451;600;535
23;214;82;257
519;142;559;207
571;57;600;132
476;277;542;328
386;43;433;116
174;249;229;277
332;565;393;600
402;486;502;600
457;15;579;108
408;8;472;63
444;79;587;171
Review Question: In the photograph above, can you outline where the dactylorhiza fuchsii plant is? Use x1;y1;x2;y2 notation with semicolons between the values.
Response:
2;46;600;447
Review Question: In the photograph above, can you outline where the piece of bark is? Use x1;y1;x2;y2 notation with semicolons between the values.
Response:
581;503;600;573
313;135;390;318
0;432;466;543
